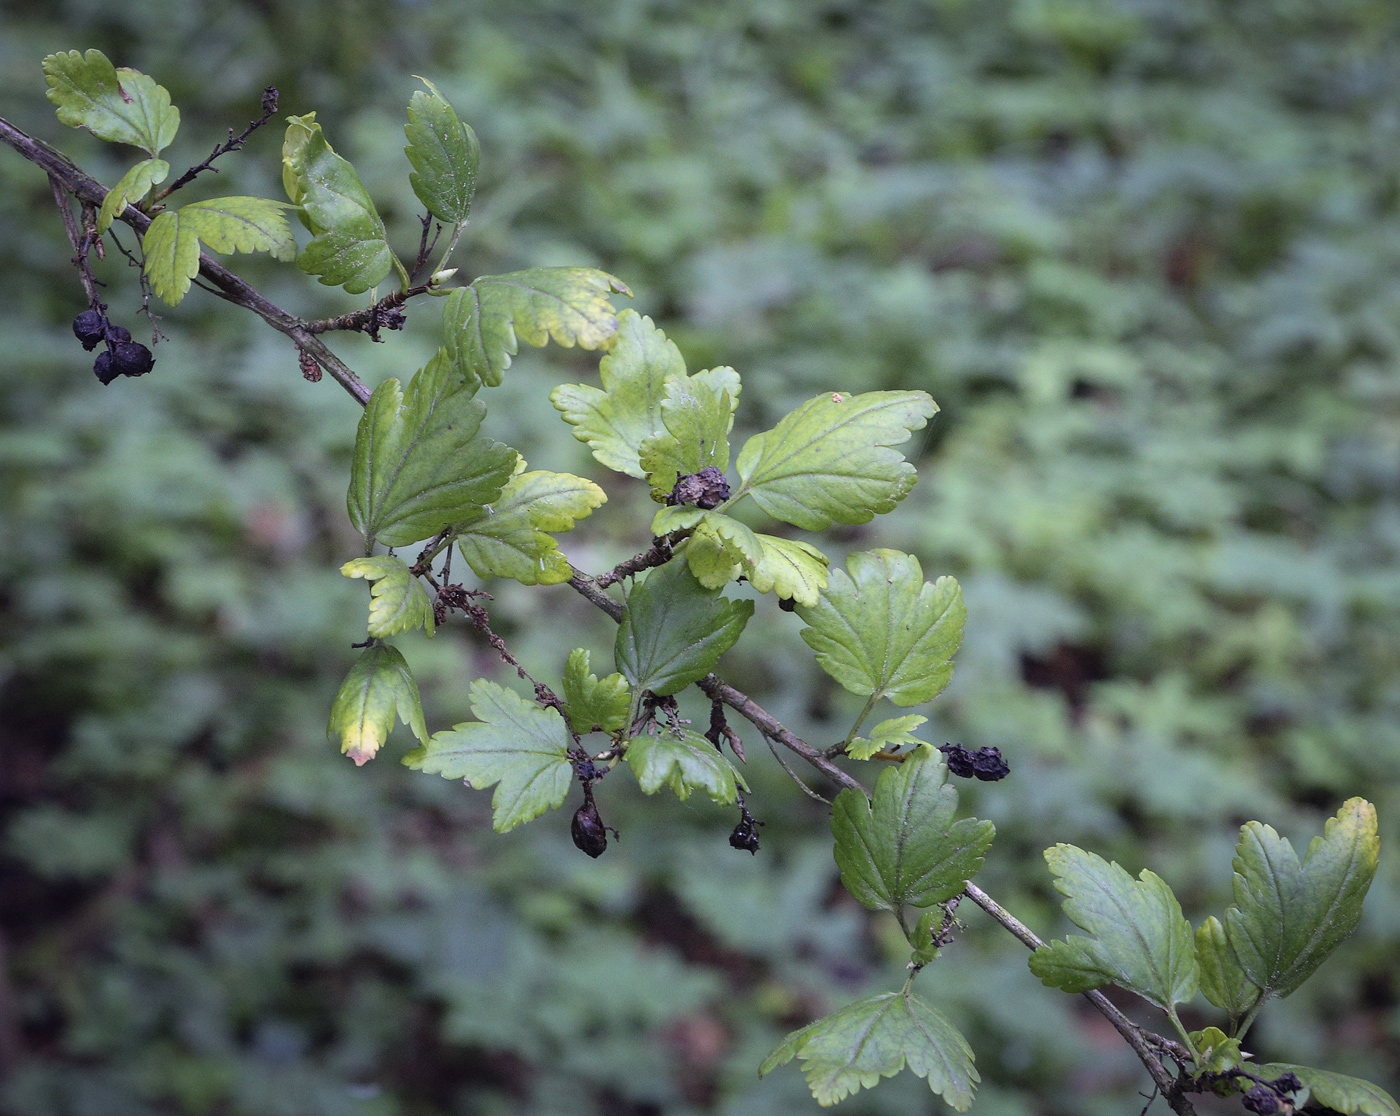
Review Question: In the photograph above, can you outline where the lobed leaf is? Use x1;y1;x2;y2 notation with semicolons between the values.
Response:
1029;845;1198;1011
44;50;179;156
848;714;928;762
142;196;296;305
760;990;978;1110
327;643;428;766
1223;798;1378;1002
562;649;631;735
551;309;685;475
454;467;605;586
403;679;573;832
614;561;754;697
639;366;741;499
831;745;995;912
340;555;435;638
444;268;630;391
348;352;517;549
625;729;747;804
97;158;168;234
734;390;936;530
798;549;965;706
1253;1064;1398;1116
404;77;479;226
282;113;396;293
1195;915;1260;1022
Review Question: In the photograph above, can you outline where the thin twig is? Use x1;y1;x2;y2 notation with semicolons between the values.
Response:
153;86;279;201
597;535;679;588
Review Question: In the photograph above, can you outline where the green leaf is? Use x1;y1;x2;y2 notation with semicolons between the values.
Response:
848;714;928;762
759;990;978;1111
282;114;396;293
327;642;428;766
1188;1027;1244;1074
734;390;936;530
639;366;741;499
551;309;685;476
1029;844;1198;1011
97;158;168;234
625;729;747;804
1224;798;1379;1002
403;679;572;832
562;649;631;735
43;50;179;156
340;555;435;638
454;467;605;586
910;908;944;966
672;511;831;606
798;549;965;707
614;561;754;697
404;77;479;226
1195;915;1261;1022
443;268;631;391
142;196;297;305
348;352;517;549
831;745;995;912
1253;1064;1399;1116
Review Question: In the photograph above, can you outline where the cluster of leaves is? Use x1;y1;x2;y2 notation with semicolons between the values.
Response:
5;3;1400;1115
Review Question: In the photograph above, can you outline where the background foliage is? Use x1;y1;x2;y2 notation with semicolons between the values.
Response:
2;1;1399;1113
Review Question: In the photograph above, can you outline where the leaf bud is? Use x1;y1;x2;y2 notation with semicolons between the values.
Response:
430;268;458;285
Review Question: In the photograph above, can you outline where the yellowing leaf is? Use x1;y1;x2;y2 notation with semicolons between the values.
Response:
340;555;435;638
97;158;168;234
327;643;427;766
454;468;605;586
142;197;296;305
625;729;747;804
43;50;179;156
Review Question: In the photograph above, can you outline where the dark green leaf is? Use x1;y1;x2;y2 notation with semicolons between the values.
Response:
1253;1064;1398;1116
562;649;631;735
340;555;435;638
625;729;746;804
404;77;479;226
97;158;168;234
614;561;754;696
443;268;630;391
43;50;179;156
1224;798;1378;1001
404;680;572;832
551;309;685;475
454;467;605;586
282;113;397;293
327;643;427;766
831;745;995;912
760;990;978;1110
347;352;517;549
798;549;965;706
734;390;936;530
1029;844;1198;1011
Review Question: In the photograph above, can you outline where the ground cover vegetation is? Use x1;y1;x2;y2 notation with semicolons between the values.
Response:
1;3;1398;1115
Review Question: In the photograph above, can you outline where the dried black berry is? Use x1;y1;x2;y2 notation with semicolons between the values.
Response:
73;309;107;350
111;341;155;378
571;795;609;858
104;324;132;345
1269;1073;1302;1096
940;743;976;778
729;807;763;854
778;596;797;612
668;466;731;510
1242;1085;1279;1116
971;746;1010;781
93;350;120;385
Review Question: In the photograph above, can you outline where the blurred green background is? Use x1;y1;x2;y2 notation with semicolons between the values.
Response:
2;1;1399;1113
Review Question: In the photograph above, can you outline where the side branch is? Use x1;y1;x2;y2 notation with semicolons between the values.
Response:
0;116;371;406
